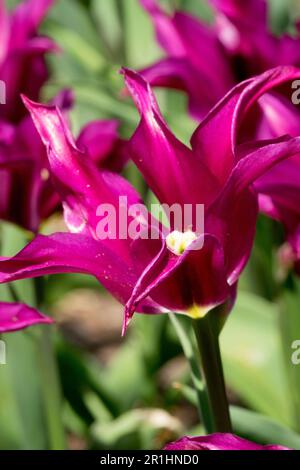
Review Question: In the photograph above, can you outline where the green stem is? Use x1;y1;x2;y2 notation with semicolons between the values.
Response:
193;314;232;433
33;278;66;450
169;313;213;433
7;283;19;303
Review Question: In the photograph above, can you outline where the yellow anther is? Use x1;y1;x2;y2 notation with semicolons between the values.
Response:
166;230;197;256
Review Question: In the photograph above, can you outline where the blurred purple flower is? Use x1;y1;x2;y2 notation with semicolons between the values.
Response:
164;433;291;450
140;0;300;119
0;67;299;332
0;0;57;123
0;92;128;232
0;1;128;233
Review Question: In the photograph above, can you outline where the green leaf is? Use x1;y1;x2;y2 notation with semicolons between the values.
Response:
220;291;293;426
231;405;300;450
91;0;123;60
0;331;48;449
121;0;162;67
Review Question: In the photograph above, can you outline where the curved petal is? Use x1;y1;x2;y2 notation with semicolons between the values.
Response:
0;302;52;333
257;92;300;139
0;232;159;316
191;66;300;184
207;135;300;283
122;68;219;210
22;96;145;261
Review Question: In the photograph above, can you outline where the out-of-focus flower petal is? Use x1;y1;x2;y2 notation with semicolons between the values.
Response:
164;432;291;450
0;302;52;333
140;0;186;56
140;0;233;119
139;57;226;120
0;0;9;65
77;120;128;172
210;0;267;31
9;0;55;48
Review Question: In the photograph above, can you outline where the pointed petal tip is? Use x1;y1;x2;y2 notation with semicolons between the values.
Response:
21;93;36;109
121;67;149;88
122;305;133;336
21;94;55;114
0;302;54;334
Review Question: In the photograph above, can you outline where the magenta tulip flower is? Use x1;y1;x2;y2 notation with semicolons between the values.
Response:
0;67;299;333
140;0;300;119
164;433;291;450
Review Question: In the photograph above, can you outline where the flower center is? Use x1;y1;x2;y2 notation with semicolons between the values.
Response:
166;230;197;256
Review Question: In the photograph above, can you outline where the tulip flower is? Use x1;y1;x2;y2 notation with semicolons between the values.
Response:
140;0;300;119
164;433;291;450
0;66;298;335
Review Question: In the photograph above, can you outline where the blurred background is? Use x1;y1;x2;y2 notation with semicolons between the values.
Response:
1;0;300;450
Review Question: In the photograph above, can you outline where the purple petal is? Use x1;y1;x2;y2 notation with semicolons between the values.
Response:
164;432;291;450
123;233;230;332
171;11;233;94
140;0;186;56
122;68;219;211
22;96;144;260
207;136;300;283
77;120;128;172
0;232;159;316
191;66;300;184
0;302;52;333
140;0;233;118
258;92;300;139
0;0;9;65
9;0;55;48
210;0;267;30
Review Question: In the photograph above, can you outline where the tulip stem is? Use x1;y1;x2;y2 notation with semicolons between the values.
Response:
193;314;232;433
169;313;214;433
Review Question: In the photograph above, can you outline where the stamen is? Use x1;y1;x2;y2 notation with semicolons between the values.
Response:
166;230;197;256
